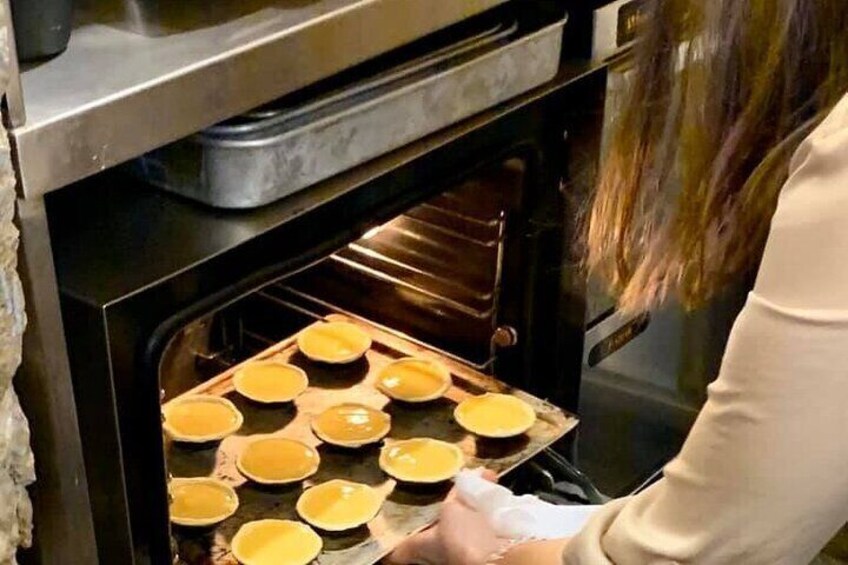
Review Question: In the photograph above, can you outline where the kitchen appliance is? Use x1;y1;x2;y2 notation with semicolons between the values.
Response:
44;22;608;559
4;1;618;563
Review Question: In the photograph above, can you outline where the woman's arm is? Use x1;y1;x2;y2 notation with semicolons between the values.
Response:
564;103;848;565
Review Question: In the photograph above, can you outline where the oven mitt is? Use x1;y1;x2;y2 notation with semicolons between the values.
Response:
454;469;602;540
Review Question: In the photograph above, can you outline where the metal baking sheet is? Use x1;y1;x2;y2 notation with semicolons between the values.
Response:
135;12;566;208
166;315;578;564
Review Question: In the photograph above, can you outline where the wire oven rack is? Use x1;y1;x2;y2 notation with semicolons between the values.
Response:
165;314;577;565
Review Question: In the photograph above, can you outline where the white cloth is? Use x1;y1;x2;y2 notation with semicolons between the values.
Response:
454;469;601;540
563;95;848;564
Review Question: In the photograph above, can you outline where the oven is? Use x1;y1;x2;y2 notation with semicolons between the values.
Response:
41;10;607;559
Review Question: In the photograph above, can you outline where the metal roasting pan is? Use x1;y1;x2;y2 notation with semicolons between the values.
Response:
165;314;578;564
134;13;566;208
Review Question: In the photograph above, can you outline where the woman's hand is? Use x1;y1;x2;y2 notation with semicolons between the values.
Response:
388;470;507;565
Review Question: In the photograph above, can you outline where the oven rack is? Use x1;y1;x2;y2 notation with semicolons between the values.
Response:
250;290;499;373
165;314;577;564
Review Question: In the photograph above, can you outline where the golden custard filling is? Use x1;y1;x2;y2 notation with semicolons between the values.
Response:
163;395;242;441
169;478;238;526
379;438;464;483
296;479;382;531
238;437;319;484
312;403;390;447
231;519;322;565
376;358;451;402
297;321;371;363
234;361;308;403
454;393;536;438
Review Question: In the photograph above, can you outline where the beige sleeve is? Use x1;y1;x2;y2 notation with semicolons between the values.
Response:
564;103;848;565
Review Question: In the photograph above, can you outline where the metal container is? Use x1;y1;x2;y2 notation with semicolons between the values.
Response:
11;0;74;61
135;13;566;209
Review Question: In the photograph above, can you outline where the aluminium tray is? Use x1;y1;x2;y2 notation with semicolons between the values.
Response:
165;314;578;564
135;10;566;208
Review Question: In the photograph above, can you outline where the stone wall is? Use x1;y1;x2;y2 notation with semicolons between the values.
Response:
0;2;35;562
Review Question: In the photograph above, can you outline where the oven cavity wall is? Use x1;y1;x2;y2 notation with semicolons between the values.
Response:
0;1;34;561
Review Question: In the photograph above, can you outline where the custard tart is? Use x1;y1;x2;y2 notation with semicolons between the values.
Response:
231;519;322;565
311;403;390;448
379;438;464;483
233;361;308;404
376;357;452;403
162;395;243;443
237;437;319;485
296;479;382;531
169;477;238;527
296;321;371;364
453;393;536;438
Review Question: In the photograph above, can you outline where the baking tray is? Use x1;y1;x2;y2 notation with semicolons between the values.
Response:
166;314;578;564
134;9;566;208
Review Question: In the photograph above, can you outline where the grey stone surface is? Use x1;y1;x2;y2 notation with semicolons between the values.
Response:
0;2;34;563
0;388;33;565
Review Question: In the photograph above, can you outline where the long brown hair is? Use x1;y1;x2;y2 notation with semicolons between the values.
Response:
587;0;848;312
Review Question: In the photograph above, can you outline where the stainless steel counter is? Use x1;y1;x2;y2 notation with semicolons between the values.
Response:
10;0;507;198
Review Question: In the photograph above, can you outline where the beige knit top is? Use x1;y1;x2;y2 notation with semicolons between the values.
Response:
563;95;848;564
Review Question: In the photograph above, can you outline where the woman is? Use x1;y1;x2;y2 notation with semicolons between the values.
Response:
390;1;848;563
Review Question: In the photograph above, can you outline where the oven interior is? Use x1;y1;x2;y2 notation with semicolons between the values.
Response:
157;154;596;562
159;159;525;401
